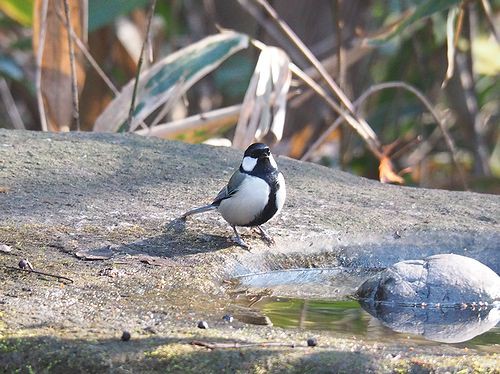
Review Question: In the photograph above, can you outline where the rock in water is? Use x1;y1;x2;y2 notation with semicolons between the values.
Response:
356;253;500;305
356;254;500;343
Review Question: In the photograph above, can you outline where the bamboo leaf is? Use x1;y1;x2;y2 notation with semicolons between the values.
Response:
135;105;241;141
472;36;500;76
88;0;150;31
0;0;34;26
33;0;88;131
366;0;462;45
0;56;24;81
93;32;249;132
442;7;459;88
233;46;291;149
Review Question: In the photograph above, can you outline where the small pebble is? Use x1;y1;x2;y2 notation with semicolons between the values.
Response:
121;331;131;341
18;259;33;270
222;314;233;323
197;320;209;329
307;337;317;347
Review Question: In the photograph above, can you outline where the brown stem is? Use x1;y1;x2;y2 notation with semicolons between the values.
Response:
126;0;158;132
70;28;119;96
6;266;74;284
0;78;25;129
35;0;49;131
191;340;296;349
63;0;80;131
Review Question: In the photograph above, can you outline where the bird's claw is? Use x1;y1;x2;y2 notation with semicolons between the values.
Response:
257;226;275;246
232;236;250;250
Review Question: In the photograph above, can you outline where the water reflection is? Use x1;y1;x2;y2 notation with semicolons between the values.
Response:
232;267;499;348
359;300;500;344
234;297;499;348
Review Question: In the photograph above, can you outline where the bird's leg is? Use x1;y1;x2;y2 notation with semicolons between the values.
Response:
232;226;249;249
257;226;275;246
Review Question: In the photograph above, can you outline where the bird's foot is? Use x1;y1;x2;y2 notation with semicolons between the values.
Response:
232;226;250;250
232;235;250;250
257;226;275;246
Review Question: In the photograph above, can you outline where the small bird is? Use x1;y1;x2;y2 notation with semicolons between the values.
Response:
181;143;286;249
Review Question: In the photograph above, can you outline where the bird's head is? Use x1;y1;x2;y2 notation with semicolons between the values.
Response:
241;143;278;173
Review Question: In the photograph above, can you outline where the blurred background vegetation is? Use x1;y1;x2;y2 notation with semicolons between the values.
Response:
0;0;498;193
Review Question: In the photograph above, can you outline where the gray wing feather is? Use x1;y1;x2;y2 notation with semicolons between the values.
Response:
182;169;245;218
212;169;245;205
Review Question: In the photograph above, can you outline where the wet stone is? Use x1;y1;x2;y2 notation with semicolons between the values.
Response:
356;254;500;305
356;254;500;343
307;337;318;347
197;320;209;329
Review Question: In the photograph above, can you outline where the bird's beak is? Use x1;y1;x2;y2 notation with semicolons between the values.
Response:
260;149;271;158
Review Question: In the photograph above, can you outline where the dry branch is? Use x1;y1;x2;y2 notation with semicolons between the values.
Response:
191;340;296;349
126;0;157;131
6;265;74;284
34;0;49;131
0;78;25;129
63;0;80;131
301;81;468;190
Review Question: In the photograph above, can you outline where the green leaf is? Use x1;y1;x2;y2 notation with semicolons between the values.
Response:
0;56;23;81
88;0;150;31
93;32;249;132
367;0;462;45
473;36;500;76
0;0;34;26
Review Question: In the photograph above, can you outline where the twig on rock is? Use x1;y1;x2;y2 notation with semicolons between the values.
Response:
191;340;296;349
6;265;74;284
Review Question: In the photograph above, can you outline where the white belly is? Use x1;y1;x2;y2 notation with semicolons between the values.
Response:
218;175;270;226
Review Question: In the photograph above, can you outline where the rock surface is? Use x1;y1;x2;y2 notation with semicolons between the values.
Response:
357;254;500;305
1;129;499;372
356;254;500;344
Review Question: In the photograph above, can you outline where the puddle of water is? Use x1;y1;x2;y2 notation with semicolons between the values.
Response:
231;267;500;351
234;267;378;300
235;296;499;352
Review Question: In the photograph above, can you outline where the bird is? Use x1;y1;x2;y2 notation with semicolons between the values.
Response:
181;143;286;249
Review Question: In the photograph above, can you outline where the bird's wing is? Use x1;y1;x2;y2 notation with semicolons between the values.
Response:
212;169;245;205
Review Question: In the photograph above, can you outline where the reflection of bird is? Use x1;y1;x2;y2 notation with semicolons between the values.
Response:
182;143;286;249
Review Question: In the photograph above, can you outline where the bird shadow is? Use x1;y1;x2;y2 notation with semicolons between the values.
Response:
75;217;238;263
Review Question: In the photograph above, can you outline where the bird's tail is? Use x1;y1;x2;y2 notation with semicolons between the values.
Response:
181;204;217;219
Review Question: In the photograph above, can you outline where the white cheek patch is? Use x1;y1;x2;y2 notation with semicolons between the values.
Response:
241;156;257;172
269;154;278;169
